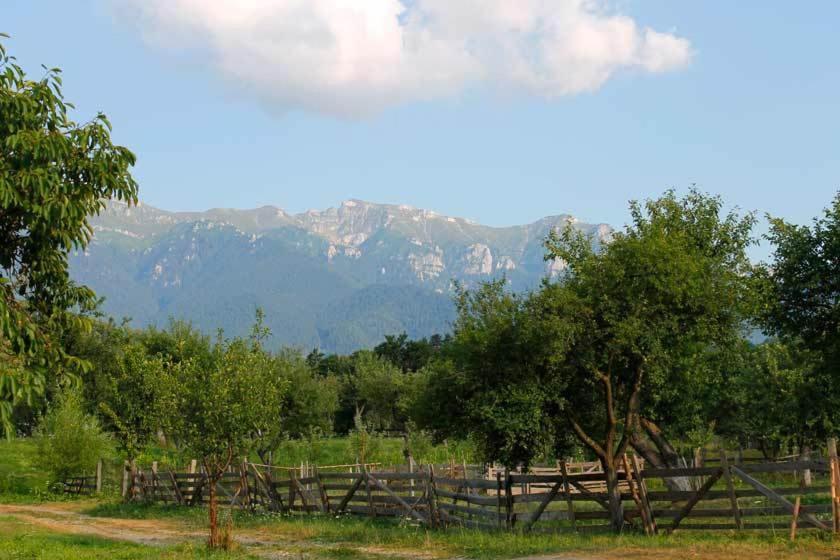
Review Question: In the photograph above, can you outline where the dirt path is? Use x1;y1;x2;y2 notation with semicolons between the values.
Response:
0;502;202;547
3;503;837;560
0;503;452;559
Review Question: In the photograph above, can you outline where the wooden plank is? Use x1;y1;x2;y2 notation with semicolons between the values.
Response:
523;478;564;531
437;502;502;521
318;472;366;480
653;505;832;518
646;486;831;501
631;454;656;535
669;468;723;533
731;466;829;531
435;489;498;507
643;466;725;478
335;473;365;514
567;478;610;511
829;438;839;533
790;496;801;541
560;460;576;532
435;477;498;490
623;455;649;535
367;473;429;524
740;461;829;474
720;452;742;530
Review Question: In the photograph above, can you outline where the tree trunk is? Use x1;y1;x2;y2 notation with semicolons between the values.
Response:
631;418;693;492
208;474;220;548
602;457;625;533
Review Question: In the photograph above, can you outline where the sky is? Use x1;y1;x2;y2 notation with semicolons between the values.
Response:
4;1;839;260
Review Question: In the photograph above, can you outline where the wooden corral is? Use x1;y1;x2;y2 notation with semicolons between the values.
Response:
113;439;840;537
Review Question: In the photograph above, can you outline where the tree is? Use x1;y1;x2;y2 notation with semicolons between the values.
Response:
0;37;138;435
160;332;287;549
353;351;409;432
97;345;167;472
755;190;840;448
541;189;756;529
419;190;757;531
374;333;442;372
36;388;114;483
720;340;825;459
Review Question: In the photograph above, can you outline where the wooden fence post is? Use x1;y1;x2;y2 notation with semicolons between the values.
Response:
363;465;375;518
426;465;440;528
314;466;329;513
151;461;159;502
828;438;839;533
504;467;513;530
631;454;655;534
121;460;129;498
790;496;801;541
720;451;742;530
496;471;503;531
187;459;197;501
95;459;103;494
560;460;576;532
800;445;812;488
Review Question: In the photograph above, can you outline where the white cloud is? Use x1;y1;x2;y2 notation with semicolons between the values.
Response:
115;0;692;116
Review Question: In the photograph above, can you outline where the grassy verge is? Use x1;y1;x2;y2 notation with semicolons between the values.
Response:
80;501;840;559
0;515;255;559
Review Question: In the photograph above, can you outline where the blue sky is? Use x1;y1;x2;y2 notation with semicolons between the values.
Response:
5;1;838;259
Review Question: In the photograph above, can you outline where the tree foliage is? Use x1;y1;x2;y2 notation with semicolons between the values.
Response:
0;37;137;435
158;318;287;548
35;388;113;482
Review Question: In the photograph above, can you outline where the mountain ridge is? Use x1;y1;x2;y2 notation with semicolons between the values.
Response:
73;199;611;353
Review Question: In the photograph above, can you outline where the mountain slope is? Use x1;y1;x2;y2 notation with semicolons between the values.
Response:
72;200;611;353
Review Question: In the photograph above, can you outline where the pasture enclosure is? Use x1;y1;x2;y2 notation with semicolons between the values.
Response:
91;439;840;537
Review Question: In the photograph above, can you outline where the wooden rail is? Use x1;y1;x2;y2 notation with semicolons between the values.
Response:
85;439;840;538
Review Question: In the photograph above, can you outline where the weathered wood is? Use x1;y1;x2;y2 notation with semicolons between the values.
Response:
646;485;831;501
363;466;375;518
631;453;655;535
435;489;498;506
367;472;428;523
720;452;742;530
335;473;365;514
95;459;103;494
523;478;564;531
496;471;503;531
560;460;576;532
731;466;828;531
435;477;498;489
643;466;729;478
438;502;503;521
790;496;801;541
669;468;723;533
652;504;832;518
313;467;329;513
623;455;650;535
829;438;839;533
504;468;512;529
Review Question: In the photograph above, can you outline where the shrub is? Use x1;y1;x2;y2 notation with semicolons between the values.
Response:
35;389;114;482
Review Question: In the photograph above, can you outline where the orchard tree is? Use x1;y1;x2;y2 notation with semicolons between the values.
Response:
0;37;138;434
161;332;287;549
755;191;840;448
542;189;756;529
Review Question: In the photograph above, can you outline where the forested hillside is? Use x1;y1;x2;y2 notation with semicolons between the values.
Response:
71;200;611;352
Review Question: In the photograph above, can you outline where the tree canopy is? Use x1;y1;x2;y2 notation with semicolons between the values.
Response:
0;37;137;435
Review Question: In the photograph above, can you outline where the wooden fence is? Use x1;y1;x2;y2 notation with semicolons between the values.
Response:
117;442;840;537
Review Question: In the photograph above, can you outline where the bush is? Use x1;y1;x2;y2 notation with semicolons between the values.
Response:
35;389;114;482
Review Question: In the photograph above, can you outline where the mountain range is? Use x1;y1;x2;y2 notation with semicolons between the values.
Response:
71;200;612;354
